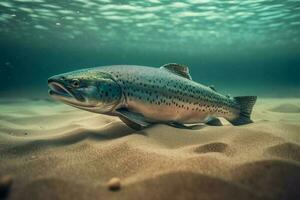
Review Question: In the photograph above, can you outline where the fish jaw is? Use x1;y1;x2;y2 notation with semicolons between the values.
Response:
48;77;91;106
48;71;124;114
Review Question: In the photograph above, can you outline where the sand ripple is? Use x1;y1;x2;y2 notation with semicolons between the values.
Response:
0;99;300;200
270;103;300;113
266;142;300;162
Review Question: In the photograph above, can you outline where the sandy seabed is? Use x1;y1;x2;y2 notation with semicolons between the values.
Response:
0;98;299;200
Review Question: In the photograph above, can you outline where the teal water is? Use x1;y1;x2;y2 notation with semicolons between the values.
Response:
0;0;300;97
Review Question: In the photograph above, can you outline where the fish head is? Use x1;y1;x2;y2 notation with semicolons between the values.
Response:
48;69;122;113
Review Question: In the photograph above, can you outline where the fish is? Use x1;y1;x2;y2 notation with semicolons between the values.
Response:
48;63;257;130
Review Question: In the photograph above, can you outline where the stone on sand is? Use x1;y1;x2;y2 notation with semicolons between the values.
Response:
107;177;121;191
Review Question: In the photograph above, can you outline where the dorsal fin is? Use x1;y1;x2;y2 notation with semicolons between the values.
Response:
160;63;192;80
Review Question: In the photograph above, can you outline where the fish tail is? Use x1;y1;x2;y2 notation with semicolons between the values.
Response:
228;96;257;125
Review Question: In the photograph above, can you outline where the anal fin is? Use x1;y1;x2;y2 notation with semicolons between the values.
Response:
205;117;223;126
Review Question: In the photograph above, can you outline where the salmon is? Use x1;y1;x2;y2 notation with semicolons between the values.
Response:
48;63;257;129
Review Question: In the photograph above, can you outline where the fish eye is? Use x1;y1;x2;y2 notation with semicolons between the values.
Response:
71;79;80;88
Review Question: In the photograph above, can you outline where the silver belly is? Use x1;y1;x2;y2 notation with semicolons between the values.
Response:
126;99;212;124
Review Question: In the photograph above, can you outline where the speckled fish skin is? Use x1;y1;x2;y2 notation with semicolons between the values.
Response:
49;64;256;127
98;65;240;124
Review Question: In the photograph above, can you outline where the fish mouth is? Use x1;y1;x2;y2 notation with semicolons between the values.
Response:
48;80;84;103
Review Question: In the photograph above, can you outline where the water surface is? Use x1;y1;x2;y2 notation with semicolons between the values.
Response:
0;0;300;97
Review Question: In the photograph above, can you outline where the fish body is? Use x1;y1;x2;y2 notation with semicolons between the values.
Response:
48;64;257;129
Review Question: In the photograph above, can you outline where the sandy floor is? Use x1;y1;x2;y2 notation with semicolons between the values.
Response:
0;98;299;200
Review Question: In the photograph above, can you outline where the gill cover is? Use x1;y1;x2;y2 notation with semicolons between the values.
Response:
49;69;123;114
95;74;123;113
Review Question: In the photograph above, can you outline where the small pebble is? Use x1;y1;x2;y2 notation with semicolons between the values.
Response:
0;175;13;198
107;177;121;191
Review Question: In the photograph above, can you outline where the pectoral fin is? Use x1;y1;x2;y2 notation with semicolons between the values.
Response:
118;115;143;130
116;108;150;130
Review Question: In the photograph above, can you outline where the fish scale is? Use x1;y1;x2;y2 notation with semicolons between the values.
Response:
99;65;239;123
48;64;257;129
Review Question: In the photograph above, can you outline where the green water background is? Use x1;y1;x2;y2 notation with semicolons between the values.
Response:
0;0;300;97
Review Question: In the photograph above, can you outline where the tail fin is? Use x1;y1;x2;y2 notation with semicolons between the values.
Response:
229;96;257;126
